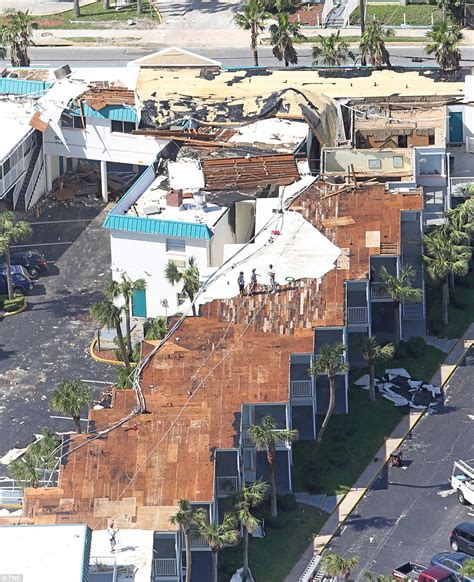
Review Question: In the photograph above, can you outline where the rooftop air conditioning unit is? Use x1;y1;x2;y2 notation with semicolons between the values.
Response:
54;65;71;80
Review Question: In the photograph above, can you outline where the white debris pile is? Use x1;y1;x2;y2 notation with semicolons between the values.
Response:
356;368;441;410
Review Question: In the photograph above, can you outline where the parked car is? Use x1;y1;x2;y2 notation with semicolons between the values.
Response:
1;249;47;279
0;265;33;295
393;562;458;582
451;460;474;505
431;551;474;581
450;524;474;556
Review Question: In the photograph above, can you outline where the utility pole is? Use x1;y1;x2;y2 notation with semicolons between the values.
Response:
360;0;366;65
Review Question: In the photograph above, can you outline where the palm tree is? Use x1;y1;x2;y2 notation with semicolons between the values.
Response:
248;415;298;517
144;316;169;340
9;451;40;488
1;10;34;67
234;0;269;66
359;0;366;64
170;499;201;582
50;380;93;434
423;229;471;325
461;559;474;578
74;0;81;17
445;199;474;238
364;573;399;582
106;275;146;359
165;256;200;317
358;337;394;404
9;429;59;488
359;19;393;67
312;32;351;66
322;552;359;582
269;12;305;67
379;265;422;347
308;343;349;460
91;298;130;369
0;211;32;300
236;480;268;580
195;512;239;582
425;22;463;72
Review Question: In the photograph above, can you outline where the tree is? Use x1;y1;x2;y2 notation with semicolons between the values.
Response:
444;199;474;238
165;256;200;317
308;343;349;460
236;480;268;580
195;512;239;582
8;429;59;488
137;0;143;15
357;337;394;404
170;499;201;582
359;20;393;67
234;0;269;66
9;451;41;488
423;229;471;325
144;316;169;340
103;0;110;11
425;22;463;72
322;552;359;582
1;10;34;67
50;380;93;434
364;574;399;582
461;558;474;578
74;0;81;17
0;211;32;300
248;415;298;517
312;32;350;66
106;275;146;359
91;298;131;369
269;12;305;67
359;0;366;64
379;265;422;347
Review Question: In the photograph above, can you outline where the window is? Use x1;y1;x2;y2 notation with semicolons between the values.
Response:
111;120;136;134
368;159;382;170
243;449;255;470
61;113;85;130
166;238;186;254
177;291;187;306
397;135;408;148
428;134;435;145
393;156;404;168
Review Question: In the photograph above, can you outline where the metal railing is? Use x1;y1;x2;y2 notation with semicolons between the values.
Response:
450;176;474;196
25;147;44;211
291;380;313;398
342;0;358;26
216;476;239;494
371;282;391;299
299;554;322;582
190;530;209;548
241;429;289;448
346;306;368;324
322;0;335;25
152;558;177;576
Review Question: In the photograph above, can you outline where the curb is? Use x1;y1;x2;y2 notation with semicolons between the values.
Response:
291;340;474;580
1;301;27;317
89;337;137;368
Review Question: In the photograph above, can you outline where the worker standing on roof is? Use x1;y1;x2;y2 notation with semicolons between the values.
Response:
250;268;258;295
268;264;276;294
107;520;119;553
237;271;245;296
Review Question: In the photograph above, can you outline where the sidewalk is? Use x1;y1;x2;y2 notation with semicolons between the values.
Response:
285;323;474;582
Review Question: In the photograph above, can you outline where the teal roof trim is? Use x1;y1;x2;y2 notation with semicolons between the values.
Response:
0;77;52;96
69;103;138;123
103;214;213;239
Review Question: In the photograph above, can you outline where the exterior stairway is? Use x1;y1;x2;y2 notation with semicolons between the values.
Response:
15;144;42;212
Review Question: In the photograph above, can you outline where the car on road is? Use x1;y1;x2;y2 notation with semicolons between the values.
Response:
450;524;474;556
431;551;474;581
0;265;33;295
1;249;47;279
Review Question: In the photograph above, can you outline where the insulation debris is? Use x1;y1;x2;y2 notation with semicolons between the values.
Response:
373;369;442;411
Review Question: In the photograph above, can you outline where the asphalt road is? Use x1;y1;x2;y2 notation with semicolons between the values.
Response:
3;44;474;68
0;201;115;477
327;351;474;579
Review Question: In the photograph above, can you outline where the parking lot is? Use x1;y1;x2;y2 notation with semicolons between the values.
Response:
0;202;115;476
327;352;474;578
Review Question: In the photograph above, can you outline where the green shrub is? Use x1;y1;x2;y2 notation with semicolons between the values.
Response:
115;366;133;389
265;514;290;529
333;426;356;442
277;493;297;511
132;342;141;363
305;468;322;493
395;341;409;359
451;291;466;309
144;316;168;340
328;446;349;468
429;309;443;336
3;296;25;312
406;336;426;357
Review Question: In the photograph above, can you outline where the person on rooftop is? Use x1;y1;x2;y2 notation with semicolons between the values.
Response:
268;264;276;294
237;271;245;296
249;268;258;295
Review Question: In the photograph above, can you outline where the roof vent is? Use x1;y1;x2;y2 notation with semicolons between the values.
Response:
193;191;207;211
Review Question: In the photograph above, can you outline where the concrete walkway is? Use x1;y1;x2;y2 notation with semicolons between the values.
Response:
0;0;95;15
285;323;474;582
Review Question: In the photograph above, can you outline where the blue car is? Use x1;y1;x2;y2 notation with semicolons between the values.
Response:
431;552;474;582
0;265;33;295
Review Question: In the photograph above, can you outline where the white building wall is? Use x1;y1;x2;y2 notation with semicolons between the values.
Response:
110;230;209;317
235;201;255;243
210;210;234;267
43;117;169;165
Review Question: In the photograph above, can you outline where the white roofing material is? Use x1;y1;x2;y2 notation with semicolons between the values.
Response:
228;118;308;152
0;99;35;161
386;368;411;379
69;66;140;91
90;529;153;582
0;523;89;581
168;158;205;191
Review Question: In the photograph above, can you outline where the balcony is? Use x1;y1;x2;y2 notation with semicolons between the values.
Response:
190;530;209;548
371;282;391;300
152;558;177;577
290;380;313;398
346;306;368;325
216;476;239;495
